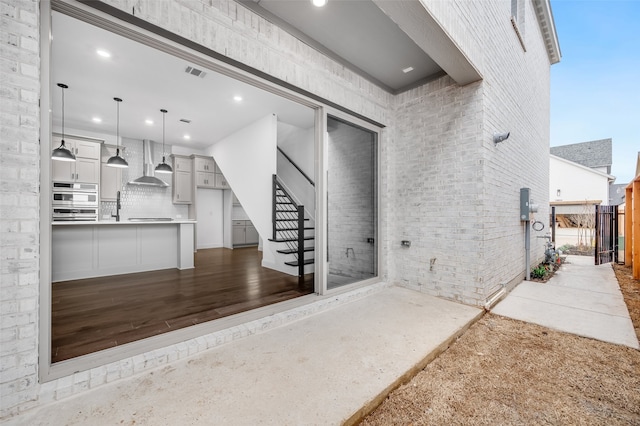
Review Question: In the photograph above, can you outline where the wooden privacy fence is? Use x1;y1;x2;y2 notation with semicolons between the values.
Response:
625;174;640;279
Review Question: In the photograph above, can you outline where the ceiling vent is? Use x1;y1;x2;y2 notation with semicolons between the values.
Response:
179;118;191;124
185;66;206;78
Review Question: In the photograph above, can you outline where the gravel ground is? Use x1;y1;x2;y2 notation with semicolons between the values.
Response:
361;264;640;426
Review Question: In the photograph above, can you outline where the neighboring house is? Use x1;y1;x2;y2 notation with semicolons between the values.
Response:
610;183;627;206
0;0;560;418
549;139;615;247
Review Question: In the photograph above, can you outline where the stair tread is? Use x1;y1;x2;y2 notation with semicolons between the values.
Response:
277;247;315;254
285;259;315;267
276;227;314;231
269;236;315;243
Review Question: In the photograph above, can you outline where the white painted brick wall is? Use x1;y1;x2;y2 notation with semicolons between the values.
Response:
0;0;554;418
387;0;551;305
0;0;42;417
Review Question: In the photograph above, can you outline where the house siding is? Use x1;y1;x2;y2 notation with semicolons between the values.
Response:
0;0;554;418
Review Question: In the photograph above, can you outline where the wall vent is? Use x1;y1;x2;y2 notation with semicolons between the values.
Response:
185;66;206;78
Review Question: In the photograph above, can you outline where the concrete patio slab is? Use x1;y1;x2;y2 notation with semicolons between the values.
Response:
492;256;639;349
5;286;482;426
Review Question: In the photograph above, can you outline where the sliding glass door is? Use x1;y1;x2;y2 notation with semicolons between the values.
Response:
326;116;378;289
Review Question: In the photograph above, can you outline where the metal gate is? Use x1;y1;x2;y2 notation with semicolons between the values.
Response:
594;205;618;265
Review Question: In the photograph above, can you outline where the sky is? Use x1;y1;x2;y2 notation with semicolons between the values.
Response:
549;0;640;183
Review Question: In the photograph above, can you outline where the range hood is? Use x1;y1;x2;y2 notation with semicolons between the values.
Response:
128;139;169;187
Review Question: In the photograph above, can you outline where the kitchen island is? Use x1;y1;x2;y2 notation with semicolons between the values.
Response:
51;220;195;282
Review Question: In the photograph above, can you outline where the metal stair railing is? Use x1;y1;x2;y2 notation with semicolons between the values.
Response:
272;175;308;277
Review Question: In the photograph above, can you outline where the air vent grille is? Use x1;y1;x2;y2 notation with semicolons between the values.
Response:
185;66;206;78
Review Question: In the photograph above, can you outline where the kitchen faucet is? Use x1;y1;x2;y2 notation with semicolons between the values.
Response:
112;191;121;222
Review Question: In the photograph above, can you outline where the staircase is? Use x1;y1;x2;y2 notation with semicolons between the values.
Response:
270;175;314;277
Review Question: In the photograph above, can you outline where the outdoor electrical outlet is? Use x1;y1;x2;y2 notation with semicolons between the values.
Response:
401;240;411;247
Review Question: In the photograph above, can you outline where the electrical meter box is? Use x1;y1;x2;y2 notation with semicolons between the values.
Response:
520;188;530;221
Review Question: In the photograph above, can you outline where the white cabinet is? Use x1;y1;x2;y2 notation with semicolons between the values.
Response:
193;156;215;172
196;172;215;187
215;173;230;189
51;134;101;183
193;155;228;189
100;144;124;201
232;220;258;246
171;155;193;204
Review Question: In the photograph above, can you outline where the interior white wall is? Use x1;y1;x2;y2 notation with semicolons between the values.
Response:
195;188;224;249
208;114;278;267
276;122;316;219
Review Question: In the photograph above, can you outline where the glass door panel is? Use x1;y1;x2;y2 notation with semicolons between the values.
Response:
326;116;377;289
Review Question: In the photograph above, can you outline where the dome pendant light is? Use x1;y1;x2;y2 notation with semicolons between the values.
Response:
106;97;128;168
154;109;173;174
51;83;76;162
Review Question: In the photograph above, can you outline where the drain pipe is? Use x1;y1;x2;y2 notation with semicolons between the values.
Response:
484;284;506;310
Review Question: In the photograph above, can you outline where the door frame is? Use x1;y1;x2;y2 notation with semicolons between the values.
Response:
39;0;384;381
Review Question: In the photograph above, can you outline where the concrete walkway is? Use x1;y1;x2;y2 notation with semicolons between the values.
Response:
492;255;639;349
5;286;482;426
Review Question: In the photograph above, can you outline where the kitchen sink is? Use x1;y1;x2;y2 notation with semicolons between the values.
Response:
127;217;174;222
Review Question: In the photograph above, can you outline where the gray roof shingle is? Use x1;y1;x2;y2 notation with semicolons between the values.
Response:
550;139;612;173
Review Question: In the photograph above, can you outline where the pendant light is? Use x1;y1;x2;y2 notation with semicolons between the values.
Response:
106;97;128;168
51;83;76;162
154;109;173;174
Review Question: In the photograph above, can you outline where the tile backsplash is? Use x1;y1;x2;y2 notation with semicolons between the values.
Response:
100;137;189;220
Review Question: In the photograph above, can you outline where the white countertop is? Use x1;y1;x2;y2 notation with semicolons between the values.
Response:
52;219;196;226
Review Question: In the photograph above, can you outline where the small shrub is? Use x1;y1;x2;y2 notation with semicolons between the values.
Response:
531;264;548;279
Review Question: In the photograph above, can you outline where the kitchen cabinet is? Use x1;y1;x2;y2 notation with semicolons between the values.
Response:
100;144;124;201
215;173;230;189
193;156;215;189
51;134;101;183
193;155;229;189
171;155;193;204
233;220;259;246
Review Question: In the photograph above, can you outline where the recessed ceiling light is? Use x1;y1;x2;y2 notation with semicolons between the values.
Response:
312;0;327;7
145;119;154;125
402;66;414;74
183;134;191;140
92;117;102;123
96;49;111;58
233;95;243;102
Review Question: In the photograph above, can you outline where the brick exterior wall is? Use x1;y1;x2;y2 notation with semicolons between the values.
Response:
0;0;553;418
0;0;42;416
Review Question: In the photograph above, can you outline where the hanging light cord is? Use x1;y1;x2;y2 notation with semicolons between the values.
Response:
162;109;166;155
61;86;65;141
116;100;120;151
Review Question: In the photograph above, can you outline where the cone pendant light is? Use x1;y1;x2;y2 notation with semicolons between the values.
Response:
106;97;128;168
51;83;76;162
154;109;173;174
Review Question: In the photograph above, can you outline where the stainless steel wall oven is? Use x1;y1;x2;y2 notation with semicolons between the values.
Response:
52;182;99;221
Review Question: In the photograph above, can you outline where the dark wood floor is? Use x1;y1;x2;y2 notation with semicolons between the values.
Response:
51;247;314;363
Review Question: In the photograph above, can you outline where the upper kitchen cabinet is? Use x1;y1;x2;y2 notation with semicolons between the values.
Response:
171;154;193;204
51;133;101;183
192;155;215;189
192;155;229;189
100;144;124;201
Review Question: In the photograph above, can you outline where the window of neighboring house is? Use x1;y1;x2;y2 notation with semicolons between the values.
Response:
511;0;526;51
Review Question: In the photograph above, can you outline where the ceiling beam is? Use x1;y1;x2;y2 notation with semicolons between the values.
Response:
372;0;482;86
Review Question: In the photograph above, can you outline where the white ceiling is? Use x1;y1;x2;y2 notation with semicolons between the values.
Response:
240;0;443;92
50;12;315;150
